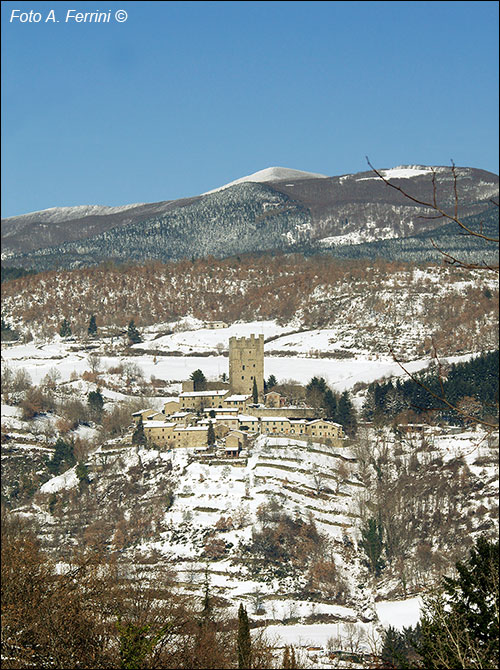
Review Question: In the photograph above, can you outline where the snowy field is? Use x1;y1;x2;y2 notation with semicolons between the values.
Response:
1;318;474;392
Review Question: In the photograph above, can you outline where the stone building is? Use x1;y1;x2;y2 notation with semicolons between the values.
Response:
229;334;264;400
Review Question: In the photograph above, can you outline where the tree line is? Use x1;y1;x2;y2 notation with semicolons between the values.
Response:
362;350;499;426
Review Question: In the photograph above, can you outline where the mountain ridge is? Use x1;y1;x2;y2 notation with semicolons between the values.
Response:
2;164;498;269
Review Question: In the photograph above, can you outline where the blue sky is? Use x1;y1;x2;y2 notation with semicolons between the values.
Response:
1;0;498;217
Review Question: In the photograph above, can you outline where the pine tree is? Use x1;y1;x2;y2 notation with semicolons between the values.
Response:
190;369;206;391
419;536;499;669
237;603;252;669
87;314;97;337
59;318;72;338
337;391;357;436
265;374;277;391
127;319;142;344
132;417;146;446
324;389;338;421
75;461;90;490
88;388;104;420
46;437;75;475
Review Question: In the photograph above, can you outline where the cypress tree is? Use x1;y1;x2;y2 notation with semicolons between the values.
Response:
200;568;213;625
237;603;251;669
360;516;385;575
207;421;215;446
252;377;258;404
282;645;296;669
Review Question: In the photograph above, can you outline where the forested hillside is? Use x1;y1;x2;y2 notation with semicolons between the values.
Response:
362;350;499;426
5;184;311;271
2;254;498;359
324;207;499;265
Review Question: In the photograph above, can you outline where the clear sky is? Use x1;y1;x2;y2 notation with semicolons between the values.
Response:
1;0;498;217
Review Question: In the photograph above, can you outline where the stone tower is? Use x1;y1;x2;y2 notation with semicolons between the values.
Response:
229;334;264;401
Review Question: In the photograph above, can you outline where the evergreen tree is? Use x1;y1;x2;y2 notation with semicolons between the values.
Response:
190;369;206;391
88;388;104;420
337;391;357;436
419;536;499;669
75;461;90;491
252;377;259;404
360;516;385;575
46;438;75;475
207;421;216;446
265;374;277;391
117;619;153;670
87;314;97;337
59;318;72;338
132;417;147;446
381;624;422;669
237;603;252;669
324;389;338;421
127;319;142;344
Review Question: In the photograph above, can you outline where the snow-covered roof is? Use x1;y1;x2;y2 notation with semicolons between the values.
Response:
307;419;342;426
163;397;180;404
224;394;251;402
144;421;177;428
260;416;291;422
180;390;229;398
132;408;153;416
237;414;260;422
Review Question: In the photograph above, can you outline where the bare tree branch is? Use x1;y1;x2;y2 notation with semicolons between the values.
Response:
388;345;499;430
366;157;499;244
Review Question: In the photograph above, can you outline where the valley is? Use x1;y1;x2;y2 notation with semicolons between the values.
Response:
1;311;498;667
1;163;498;668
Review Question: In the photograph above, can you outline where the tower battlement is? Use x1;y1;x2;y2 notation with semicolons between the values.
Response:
229;333;264;348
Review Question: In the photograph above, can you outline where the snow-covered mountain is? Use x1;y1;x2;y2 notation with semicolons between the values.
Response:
202;166;328;194
1;164;498;268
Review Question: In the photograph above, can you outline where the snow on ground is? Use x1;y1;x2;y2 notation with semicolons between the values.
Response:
135;320;292;352
40;466;79;494
1;403;22;418
375;597;423;630
259;621;378;650
2;336;474;392
203;166;328;195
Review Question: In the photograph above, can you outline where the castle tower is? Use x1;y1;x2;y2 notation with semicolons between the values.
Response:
229;334;264;401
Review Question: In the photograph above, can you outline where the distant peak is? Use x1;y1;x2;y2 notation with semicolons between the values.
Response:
203;166;328;194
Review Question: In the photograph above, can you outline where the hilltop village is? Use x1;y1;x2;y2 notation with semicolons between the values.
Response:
133;334;345;455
